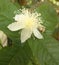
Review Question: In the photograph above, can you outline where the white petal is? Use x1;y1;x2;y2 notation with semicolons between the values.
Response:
7;22;24;31
2;40;7;47
14;14;24;22
21;29;32;43
1;37;7;47
0;30;7;47
33;29;43;39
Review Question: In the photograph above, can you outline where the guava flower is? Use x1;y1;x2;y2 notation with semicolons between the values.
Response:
0;30;7;47
7;9;44;43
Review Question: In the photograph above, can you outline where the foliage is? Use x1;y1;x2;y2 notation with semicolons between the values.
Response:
0;0;59;65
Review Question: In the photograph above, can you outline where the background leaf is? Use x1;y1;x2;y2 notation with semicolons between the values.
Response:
36;1;58;35
0;0;19;41
0;43;34;65
28;35;59;65
28;1;59;65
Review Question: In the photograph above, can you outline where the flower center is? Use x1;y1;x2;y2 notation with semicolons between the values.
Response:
25;18;34;29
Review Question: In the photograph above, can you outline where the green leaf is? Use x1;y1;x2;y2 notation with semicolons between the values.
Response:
28;35;59;65
0;0;19;41
36;1;58;35
0;43;34;65
28;1;59;65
